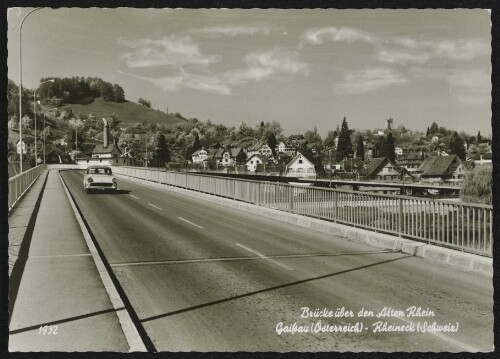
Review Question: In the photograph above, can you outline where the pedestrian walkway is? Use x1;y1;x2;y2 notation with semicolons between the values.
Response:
9;170;130;351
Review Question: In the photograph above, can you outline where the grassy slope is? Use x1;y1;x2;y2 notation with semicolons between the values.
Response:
46;98;192;128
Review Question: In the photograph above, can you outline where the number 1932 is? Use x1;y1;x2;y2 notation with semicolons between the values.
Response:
38;325;58;335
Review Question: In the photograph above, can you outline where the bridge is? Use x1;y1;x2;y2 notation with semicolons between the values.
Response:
7;165;493;352
299;178;462;196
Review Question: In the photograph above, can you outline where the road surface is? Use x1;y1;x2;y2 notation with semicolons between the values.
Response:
61;170;493;352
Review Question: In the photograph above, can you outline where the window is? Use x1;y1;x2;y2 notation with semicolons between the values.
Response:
299;159;303;164
250;161;253;164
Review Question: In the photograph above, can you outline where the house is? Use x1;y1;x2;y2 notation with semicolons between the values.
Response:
417;155;464;180
37;144;73;164
277;141;297;156
396;152;424;173
394;147;403;156
469;152;492;166
364;157;410;180
452;160;474;179
77;118;133;166
334;158;364;172
213;147;246;166
246;140;273;157
285;152;316;178
192;148;208;164
16;137;36;155
245;154;268;172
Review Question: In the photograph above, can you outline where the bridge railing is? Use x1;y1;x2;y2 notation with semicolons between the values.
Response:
113;166;493;257
8;165;47;211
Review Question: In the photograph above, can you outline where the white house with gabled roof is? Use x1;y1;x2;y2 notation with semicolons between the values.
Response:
245;153;267;172
285;152;316;178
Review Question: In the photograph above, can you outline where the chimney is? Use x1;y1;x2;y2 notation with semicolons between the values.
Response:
103;118;109;147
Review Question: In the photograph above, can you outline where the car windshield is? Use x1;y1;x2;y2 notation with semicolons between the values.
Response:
89;168;112;175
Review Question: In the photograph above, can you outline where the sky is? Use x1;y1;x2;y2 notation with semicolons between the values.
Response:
7;8;492;136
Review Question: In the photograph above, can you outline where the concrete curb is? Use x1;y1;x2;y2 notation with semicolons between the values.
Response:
59;172;147;352
117;174;492;277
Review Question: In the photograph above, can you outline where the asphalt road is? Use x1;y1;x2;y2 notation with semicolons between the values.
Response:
61;170;493;352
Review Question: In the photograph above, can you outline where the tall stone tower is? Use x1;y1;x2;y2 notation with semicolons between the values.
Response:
386;118;393;130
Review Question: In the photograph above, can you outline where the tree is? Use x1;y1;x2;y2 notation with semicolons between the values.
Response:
429;122;439;135
356;135;365;161
335;117;353;161
449;132;466;160
112;84;125;102
324;131;337;148
138;98;151;107
477;131;482;143
152;131;170;164
185;133;201;160
100;81;114;101
21;115;33;130
461;165;492;204
256;121;266;139
379;133;396;162
267;132;277;155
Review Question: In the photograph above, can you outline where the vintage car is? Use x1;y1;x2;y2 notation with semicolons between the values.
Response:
83;166;117;193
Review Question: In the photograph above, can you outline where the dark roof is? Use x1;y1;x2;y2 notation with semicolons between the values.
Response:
229;147;244;157
461;160;475;170
398;152;423;161
92;143;121;155
417;155;459;176
364;157;390;178
37;144;69;157
470;152;492;160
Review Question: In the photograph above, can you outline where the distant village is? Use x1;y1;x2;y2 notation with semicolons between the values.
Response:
7;78;492;184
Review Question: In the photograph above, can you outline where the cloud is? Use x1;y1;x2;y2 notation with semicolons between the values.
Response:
448;69;490;105
335;68;406;95
377;48;430;65
191;25;276;37
376;38;490;65
298;27;489;66
299;27;377;48
118;35;220;68
120;47;308;95
225;47;309;85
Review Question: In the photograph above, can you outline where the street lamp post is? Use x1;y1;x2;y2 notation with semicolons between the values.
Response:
43;108;57;164
19;7;43;173
34;79;54;165
75;118;85;161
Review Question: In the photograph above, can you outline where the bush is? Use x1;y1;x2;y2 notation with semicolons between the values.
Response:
461;165;492;204
80;97;95;105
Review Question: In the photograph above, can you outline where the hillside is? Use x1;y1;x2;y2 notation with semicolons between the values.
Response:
44;98;189;128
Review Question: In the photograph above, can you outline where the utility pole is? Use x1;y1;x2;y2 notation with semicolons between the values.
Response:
329;149;332;188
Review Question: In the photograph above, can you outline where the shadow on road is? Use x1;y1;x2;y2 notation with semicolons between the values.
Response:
9;307;125;335
87;189;131;195
109;250;396;267
140;254;413;323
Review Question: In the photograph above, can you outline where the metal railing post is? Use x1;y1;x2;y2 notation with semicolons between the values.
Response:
398;198;403;237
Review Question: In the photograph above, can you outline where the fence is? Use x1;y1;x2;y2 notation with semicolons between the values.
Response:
8;165;46;211
112;166;493;257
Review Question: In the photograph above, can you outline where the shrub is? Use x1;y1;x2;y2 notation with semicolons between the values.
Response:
461;165;492;204
80;97;95;105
